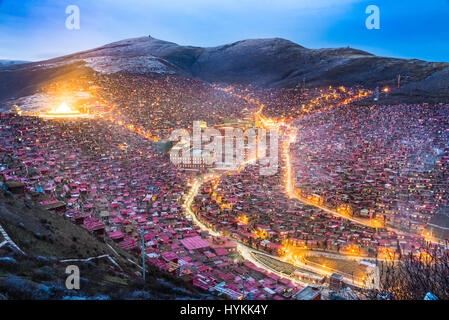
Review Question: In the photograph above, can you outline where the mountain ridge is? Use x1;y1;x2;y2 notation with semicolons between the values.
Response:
0;59;30;67
1;35;448;103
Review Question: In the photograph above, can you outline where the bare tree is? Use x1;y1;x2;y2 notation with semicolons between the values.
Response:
365;248;449;300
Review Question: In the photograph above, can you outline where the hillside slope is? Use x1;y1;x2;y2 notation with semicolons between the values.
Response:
0;191;213;300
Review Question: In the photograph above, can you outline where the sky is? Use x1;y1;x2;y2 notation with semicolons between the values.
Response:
0;0;448;62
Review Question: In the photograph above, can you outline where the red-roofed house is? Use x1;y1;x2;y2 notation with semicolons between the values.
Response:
180;236;210;250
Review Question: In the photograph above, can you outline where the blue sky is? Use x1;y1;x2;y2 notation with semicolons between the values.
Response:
0;0;448;62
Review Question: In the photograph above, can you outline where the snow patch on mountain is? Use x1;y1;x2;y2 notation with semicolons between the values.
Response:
82;56;175;74
31;55;175;75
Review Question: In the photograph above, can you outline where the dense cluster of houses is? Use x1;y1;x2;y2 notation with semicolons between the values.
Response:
0;113;301;299
2;71;448;299
291;103;449;235
224;85;370;121
94;74;252;140
192;125;446;260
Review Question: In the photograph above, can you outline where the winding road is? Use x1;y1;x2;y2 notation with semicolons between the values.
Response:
179;87;389;290
183;173;378;289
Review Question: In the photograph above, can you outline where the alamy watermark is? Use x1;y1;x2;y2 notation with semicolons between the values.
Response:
169;121;279;176
66;5;80;30
366;5;380;30
65;265;80;290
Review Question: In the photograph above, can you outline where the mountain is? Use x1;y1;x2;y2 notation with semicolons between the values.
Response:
0;59;30;67
0;35;448;103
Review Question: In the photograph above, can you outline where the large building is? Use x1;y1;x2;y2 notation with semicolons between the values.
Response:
329;273;345;291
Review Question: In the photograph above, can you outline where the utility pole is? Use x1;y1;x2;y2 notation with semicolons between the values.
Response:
397;74;401;89
241;276;247;300
141;229;146;282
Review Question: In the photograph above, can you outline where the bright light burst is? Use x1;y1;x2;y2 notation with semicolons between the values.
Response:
40;102;89;118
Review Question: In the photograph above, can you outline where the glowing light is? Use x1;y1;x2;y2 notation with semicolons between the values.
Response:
40;102;89;119
54;102;76;114
254;228;268;239
237;215;249;225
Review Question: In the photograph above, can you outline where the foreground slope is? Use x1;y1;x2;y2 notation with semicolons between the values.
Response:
0;191;212;300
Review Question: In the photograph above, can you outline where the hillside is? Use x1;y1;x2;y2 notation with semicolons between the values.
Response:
0;191;213;300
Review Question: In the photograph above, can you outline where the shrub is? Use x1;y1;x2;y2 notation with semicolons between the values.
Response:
0;257;18;272
31;266;55;282
0;275;35;299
